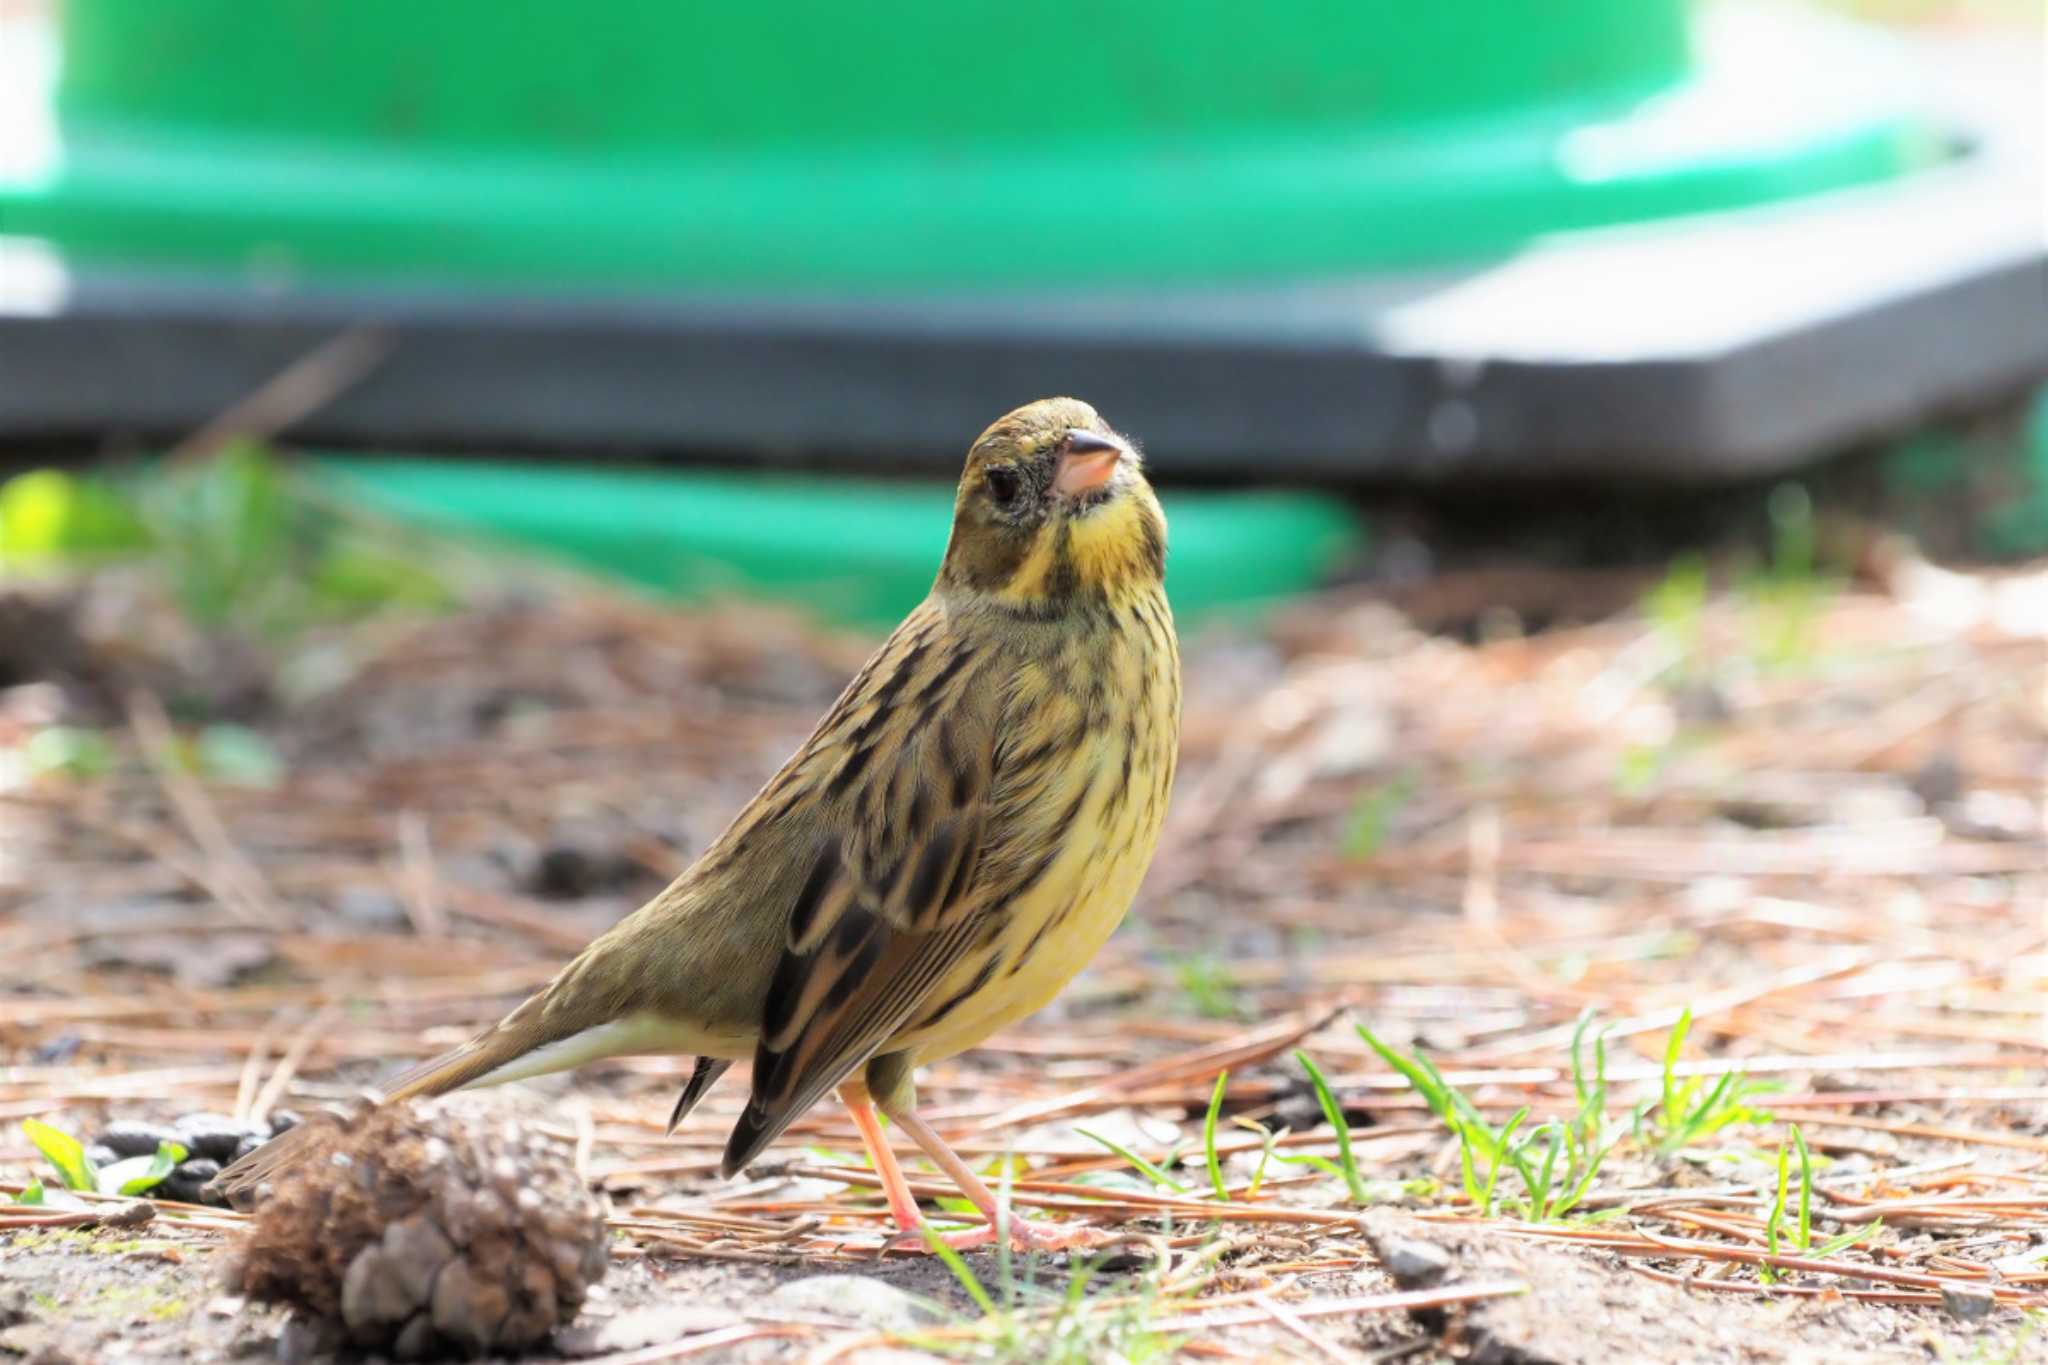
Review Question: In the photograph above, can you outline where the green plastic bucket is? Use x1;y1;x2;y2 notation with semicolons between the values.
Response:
319;456;1363;627
0;0;1939;288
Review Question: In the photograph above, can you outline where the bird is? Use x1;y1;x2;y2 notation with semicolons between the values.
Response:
218;397;1181;1252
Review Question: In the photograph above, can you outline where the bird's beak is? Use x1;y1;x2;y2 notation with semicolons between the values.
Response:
1054;429;1127;497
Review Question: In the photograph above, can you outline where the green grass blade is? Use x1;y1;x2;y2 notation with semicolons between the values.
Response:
1241;1121;1284;1199
1203;1071;1230;1203
1791;1125;1813;1252
1075;1128;1188;1194
1355;1025;1453;1123
1765;1140;1790;1260
1276;1152;1347;1181
1580;1028;1610;1148
1569;1010;1596;1108
1417;1051;1496;1155
1063;1256;1096;1311
921;1224;998;1316
98;1139;188;1197
22;1119;96;1192
1813;1219;1881;1257
1293;1050;1366;1204
1548;1138;1611;1220
1457;1124;1485;1210
1479;1109;1527;1218
1531;1125;1563;1220
1662;1008;1693;1120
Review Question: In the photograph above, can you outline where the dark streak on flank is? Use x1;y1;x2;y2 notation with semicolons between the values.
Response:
943;722;978;807
786;839;841;949
759;941;810;1046
1009;914;1056;973
904;822;958;926
819;913;881;1014
914;644;977;715
1111;731;1136;816
910;955;1002;1034
1004;844;1064;904
939;832;981;912
907;785;931;834
827;740;875;801
1001;737;1059;781
1060;779;1092;833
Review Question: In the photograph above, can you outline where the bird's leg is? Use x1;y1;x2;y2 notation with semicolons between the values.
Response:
841;1086;1007;1252
838;1083;926;1236
883;1103;1112;1253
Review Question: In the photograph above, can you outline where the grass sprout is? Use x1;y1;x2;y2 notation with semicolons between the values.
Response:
1231;1116;1287;1200
1202;1071;1230;1203
1359;1020;1614;1221
1074;1129;1187;1194
1647;1008;1777;1157
1288;1050;1366;1203
21;1118;96;1193
917;1221;1185;1363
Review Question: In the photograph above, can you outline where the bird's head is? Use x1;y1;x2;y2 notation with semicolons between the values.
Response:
936;397;1166;612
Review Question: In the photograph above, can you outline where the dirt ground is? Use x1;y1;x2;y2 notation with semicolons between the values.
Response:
1;523;2044;1361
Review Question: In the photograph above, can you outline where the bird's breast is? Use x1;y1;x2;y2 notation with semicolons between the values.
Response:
897;586;1179;1062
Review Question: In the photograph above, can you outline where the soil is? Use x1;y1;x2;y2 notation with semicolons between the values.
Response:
2;522;2043;1361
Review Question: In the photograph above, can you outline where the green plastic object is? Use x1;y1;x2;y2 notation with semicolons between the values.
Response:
1987;387;2048;558
1;1;1939;287
318;457;1362;627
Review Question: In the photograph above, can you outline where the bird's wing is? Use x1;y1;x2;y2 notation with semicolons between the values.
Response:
720;601;1066;1173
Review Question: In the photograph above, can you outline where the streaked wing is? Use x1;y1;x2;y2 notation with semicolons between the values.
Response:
720;600;1025;1173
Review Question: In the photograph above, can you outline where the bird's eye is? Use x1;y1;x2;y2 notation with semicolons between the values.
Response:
985;467;1021;507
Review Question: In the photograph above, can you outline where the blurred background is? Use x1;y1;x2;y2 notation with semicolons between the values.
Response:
0;3;2045;1357
0;0;2042;621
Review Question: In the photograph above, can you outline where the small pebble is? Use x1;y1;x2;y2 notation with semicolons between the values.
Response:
31;1033;83;1066
1380;1235;1454;1288
533;844;599;898
335;887;407;931
1907;752;1963;809
233;1134;265;1162
176;1114;266;1162
97;1120;186;1158
163;1157;225;1205
85;1145;120;1170
267;1110;301;1135
1939;1282;1996;1321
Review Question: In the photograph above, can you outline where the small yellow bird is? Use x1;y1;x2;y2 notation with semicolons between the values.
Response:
220;397;1180;1251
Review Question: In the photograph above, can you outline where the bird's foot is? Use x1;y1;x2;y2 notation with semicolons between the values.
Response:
886;1215;1113;1255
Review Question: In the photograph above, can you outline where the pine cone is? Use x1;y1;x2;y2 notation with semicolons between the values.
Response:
225;1099;608;1358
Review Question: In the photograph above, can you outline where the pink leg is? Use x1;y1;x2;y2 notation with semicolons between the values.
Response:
841;1085;1003;1252
840;1084;925;1234
886;1104;1113;1253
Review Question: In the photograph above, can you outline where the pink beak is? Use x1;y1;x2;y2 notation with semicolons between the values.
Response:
1053;429;1127;497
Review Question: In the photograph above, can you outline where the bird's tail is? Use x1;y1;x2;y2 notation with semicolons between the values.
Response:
211;1003;569;1201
